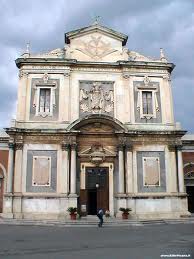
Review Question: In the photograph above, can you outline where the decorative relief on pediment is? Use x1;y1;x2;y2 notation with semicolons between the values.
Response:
76;35;117;60
79;81;114;116
78;143;116;165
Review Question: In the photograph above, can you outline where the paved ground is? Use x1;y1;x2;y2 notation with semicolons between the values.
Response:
0;223;193;259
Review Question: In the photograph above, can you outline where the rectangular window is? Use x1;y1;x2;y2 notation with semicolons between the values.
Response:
143;157;160;186
39;88;51;113
32;156;51;186
142;91;153;115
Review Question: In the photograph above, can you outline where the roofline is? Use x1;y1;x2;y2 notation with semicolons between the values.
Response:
64;24;128;46
15;58;175;72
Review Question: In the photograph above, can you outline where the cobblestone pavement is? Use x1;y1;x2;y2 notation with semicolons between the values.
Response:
0;223;193;259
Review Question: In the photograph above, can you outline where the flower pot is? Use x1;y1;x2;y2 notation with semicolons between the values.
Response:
70;213;76;220
122;213;129;219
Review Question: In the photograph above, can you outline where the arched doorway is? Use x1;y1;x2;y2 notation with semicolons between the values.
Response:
68;115;125;216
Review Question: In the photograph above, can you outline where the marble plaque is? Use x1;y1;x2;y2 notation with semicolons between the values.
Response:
143;157;160;186
32;156;51;186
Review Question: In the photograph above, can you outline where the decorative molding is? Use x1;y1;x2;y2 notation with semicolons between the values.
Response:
19;69;28;78
143;75;150;87
122;72;131;79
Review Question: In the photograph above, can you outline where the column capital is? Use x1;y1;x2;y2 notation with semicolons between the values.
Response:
71;143;77;151
168;144;176;152
176;145;183;151
8;142;15;149
61;143;69;151
117;144;125;151
15;142;23;150
125;144;133;152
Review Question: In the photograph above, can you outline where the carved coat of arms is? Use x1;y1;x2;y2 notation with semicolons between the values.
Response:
80;82;114;115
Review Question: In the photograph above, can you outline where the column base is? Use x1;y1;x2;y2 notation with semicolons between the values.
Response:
68;193;78;198
0;213;14;219
115;193;127;198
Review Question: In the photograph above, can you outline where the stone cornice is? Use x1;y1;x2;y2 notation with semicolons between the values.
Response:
5;127;186;138
15;58;175;72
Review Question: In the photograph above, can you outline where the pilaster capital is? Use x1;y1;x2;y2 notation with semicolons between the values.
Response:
163;73;171;82
61;143;69;151
63;70;70;77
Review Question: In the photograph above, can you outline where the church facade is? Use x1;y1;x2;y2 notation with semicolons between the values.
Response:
3;23;189;219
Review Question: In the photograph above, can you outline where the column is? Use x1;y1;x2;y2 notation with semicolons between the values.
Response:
118;145;125;194
126;145;133;194
7;143;15;193
177;146;185;193
70;144;77;196
14;142;23;193
61;143;69;194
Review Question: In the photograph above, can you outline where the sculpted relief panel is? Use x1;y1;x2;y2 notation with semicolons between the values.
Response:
79;81;114;117
76;35;117;60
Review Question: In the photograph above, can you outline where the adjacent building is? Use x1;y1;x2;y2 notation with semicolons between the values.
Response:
0;129;9;214
182;135;194;213
2;22;190;219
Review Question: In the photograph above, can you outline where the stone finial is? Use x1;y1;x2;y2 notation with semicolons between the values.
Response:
21;42;30;57
160;48;167;62
26;42;30;54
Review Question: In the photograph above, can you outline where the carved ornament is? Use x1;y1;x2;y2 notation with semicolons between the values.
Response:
80;81;114;115
76;35;117;60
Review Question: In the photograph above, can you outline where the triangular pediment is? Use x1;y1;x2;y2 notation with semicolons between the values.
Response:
64;23;128;62
65;23;128;46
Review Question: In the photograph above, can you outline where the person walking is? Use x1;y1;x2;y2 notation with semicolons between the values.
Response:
97;208;104;227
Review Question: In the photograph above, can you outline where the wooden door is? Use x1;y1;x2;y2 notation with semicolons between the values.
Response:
97;167;109;212
82;167;109;215
0;176;4;213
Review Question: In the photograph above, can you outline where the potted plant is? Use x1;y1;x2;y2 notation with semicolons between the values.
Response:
67;207;77;220
119;207;132;219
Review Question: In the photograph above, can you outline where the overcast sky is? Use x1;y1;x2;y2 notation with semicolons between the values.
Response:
0;0;193;132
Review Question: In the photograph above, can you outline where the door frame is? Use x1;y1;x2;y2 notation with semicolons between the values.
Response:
80;162;114;216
